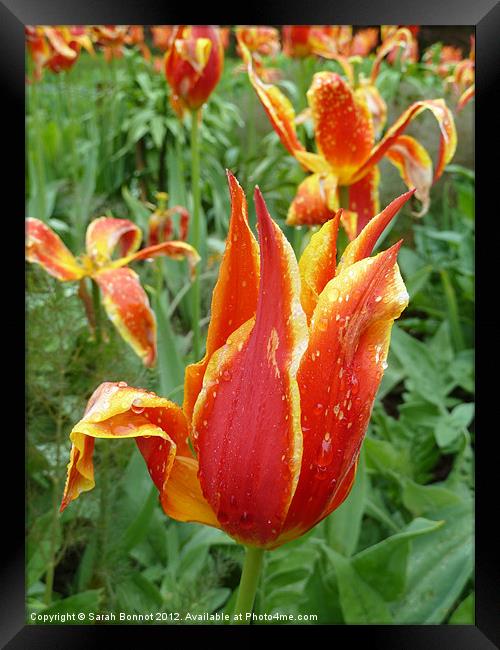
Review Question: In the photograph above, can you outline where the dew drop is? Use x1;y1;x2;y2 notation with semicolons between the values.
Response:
317;436;333;467
118;381;128;388
131;398;144;414
240;511;253;529
318;317;329;332
313;403;324;416
221;369;232;381
229;494;238;508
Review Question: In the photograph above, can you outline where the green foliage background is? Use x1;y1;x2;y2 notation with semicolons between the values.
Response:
26;29;474;625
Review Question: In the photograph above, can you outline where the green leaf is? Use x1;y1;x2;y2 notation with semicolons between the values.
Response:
321;547;393;623
449;592;474;624
392;501;473;623
402;479;463;517
27;512;61;589
435;403;474;448
324;448;367;556
352;518;443;601
30;590;103;621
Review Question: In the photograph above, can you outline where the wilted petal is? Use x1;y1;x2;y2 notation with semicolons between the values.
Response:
385;135;433;216
85;217;142;264
457;84;475;111
308;72;374;184
93;267;157;367
192;189;309;547
281;242;408;539
352;98;457;186
60;382;190;510
241;39;305;157
183;172;260;423
26;218;84;281
298;211;341;321
119;240;200;278
287;173;338;227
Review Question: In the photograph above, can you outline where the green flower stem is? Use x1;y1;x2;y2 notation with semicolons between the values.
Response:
339;185;350;210
91;279;102;344
291;227;303;258
190;109;202;361
233;546;265;625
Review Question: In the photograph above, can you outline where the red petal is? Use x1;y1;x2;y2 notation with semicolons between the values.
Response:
286;172;339;227
192;189;308;547
281;242;408;539
337;189;414;274
183;172;260;423
348;165;380;237
26;218;84;281
93;267;157;367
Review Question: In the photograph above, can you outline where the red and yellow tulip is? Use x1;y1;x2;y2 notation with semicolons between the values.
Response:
164;26;224;117
25;26;94;81
26;217;199;367
60;172;410;549
234;27;282;82
151;26;174;52
241;39;456;238
147;192;190;246
447;36;475;112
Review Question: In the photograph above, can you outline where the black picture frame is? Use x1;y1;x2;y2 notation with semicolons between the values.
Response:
6;0;499;646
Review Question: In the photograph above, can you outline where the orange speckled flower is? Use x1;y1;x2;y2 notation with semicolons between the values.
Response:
235;26;280;58
151;26;174;52
26;26;94;80
147;192;190;246
60;172;410;548
164;25;224;117
125;25;151;61
446;36;475;112
241;40;456;237
26;217;199;367
92;25;128;61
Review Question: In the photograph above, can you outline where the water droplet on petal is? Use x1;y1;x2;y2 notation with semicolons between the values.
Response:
118;381;128;388
240;512;253;530
131;398;144;414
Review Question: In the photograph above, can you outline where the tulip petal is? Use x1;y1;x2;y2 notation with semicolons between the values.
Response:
93;267;157;367
385;135;433;216
370;27;414;83
118;240;200;278
183;172;260;423
160;456;220;528
347;165;381;237
457;84;475;111
352;99;457;186
26;218;84;281
298;211;341;321
85;217;142;264
307;72;374;184
286;172;339;227
282;242;408;538
60;382;190;511
192;189;308;547
240;39;305;157
337;189;414;274
355;83;387;138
